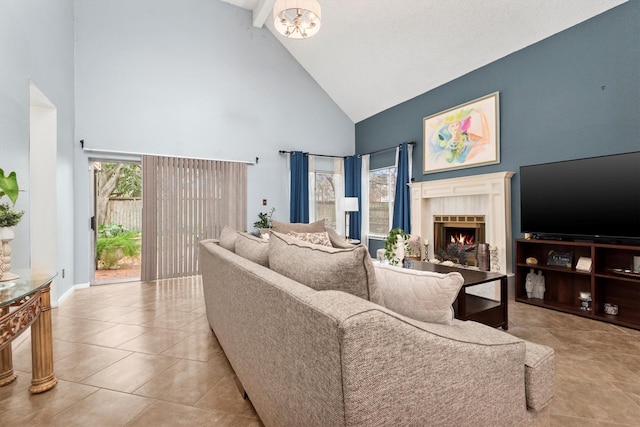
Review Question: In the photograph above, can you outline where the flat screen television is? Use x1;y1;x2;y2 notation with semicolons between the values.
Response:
520;151;640;243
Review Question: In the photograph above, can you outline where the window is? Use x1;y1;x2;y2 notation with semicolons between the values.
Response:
314;170;337;229
369;166;396;235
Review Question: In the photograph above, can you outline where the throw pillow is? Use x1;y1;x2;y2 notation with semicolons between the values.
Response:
373;263;464;325
325;227;354;249
219;225;240;253
287;231;332;247
235;232;270;267
268;231;383;305
271;219;326;234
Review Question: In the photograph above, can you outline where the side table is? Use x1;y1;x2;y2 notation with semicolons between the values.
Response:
0;270;58;393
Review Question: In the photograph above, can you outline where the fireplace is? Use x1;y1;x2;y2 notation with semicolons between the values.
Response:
434;215;486;266
409;172;514;298
409;171;514;275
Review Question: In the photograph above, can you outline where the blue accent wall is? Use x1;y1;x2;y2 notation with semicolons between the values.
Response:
356;0;640;262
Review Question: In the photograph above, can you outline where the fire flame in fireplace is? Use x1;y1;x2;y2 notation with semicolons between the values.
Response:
450;233;475;245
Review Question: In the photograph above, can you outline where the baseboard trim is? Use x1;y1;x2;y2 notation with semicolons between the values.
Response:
55;282;90;307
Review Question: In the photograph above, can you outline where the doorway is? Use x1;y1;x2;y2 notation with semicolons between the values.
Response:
29;83;58;298
92;161;142;284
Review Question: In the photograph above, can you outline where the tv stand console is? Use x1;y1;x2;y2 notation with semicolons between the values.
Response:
515;238;640;330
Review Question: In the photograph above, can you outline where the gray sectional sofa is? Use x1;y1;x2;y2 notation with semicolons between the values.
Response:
199;225;554;427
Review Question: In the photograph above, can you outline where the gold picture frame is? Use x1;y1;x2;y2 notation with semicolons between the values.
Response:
423;92;500;174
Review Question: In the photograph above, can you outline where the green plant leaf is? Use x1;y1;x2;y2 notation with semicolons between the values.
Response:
0;169;19;206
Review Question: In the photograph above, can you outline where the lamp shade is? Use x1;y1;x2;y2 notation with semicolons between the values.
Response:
273;0;321;39
343;197;359;212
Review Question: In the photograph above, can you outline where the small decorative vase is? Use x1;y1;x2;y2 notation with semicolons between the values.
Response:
0;226;19;281
477;243;491;271
391;235;405;266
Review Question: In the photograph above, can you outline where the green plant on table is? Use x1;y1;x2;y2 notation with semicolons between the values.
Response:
0;168;23;227
384;228;409;266
253;207;275;229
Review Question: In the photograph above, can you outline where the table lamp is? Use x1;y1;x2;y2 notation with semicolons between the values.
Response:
343;197;359;240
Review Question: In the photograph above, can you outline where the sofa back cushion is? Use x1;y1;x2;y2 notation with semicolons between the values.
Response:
235;232;270;267
219;225;240;252
271;219;326;234
269;231;383;305
374;263;463;325
325;227;354;249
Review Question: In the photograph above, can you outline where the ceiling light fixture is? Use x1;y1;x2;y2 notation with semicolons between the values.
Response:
273;0;321;39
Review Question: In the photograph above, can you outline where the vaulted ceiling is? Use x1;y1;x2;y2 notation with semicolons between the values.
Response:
222;0;627;122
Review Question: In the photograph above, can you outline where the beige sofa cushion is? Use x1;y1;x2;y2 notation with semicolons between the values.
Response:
269;231;383;305
271;219;325;233
287;231;332;247
219;225;240;252
523;341;555;411
374;262;464;325
235;232;270;267
325;227;354;249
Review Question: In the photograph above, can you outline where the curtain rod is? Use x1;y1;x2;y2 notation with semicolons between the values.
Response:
362;141;416;157
279;141;415;160
83;147;256;165
278;150;345;159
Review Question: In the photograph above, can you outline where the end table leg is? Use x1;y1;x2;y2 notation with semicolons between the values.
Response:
29;285;57;394
0;346;17;386
502;276;509;330
0;306;17;387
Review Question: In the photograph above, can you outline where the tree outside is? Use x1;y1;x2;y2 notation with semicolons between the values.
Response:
94;162;142;280
95;162;142;228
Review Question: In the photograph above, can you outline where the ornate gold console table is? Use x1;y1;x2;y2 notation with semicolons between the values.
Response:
0;271;57;393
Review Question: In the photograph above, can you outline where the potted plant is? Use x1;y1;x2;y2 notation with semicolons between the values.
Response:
384;228;409;266
0;168;23;280
0;168;23;226
253;207;275;231
96;223;141;269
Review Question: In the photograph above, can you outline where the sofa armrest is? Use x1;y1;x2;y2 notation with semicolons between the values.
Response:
308;290;530;426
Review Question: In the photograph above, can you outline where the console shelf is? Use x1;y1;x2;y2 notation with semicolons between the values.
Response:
515;239;640;330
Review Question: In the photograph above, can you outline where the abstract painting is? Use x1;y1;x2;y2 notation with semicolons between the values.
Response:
423;92;500;174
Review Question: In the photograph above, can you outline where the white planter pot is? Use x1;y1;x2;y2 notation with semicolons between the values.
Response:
0;226;19;281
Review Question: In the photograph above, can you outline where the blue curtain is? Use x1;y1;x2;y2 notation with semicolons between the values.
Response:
289;151;309;223
392;142;411;232
345;155;362;240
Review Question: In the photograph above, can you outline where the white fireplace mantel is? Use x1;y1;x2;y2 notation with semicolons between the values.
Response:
410;171;515;274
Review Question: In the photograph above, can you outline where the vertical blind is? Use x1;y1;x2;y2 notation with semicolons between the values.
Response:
141;155;247;280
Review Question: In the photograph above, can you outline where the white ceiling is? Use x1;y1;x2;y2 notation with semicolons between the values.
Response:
223;0;627;123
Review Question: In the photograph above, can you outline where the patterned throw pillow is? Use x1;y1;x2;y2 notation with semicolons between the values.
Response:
286;231;332;247
268;231;383;305
271;219;326;234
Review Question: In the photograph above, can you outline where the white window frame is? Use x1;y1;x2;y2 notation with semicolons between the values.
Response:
368;165;396;238
309;156;343;233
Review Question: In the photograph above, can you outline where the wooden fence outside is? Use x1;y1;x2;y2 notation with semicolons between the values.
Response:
106;198;142;231
105;199;389;235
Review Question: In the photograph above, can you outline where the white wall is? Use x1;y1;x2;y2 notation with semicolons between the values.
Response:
0;0;75;302
30;84;59;301
73;0;354;284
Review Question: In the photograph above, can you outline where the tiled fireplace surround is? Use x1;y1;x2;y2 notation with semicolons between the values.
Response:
410;171;515;296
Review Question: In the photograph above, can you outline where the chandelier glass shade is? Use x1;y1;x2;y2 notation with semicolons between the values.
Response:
273;0;321;39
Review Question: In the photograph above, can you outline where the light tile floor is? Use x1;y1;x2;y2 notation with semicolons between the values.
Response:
1;276;639;426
